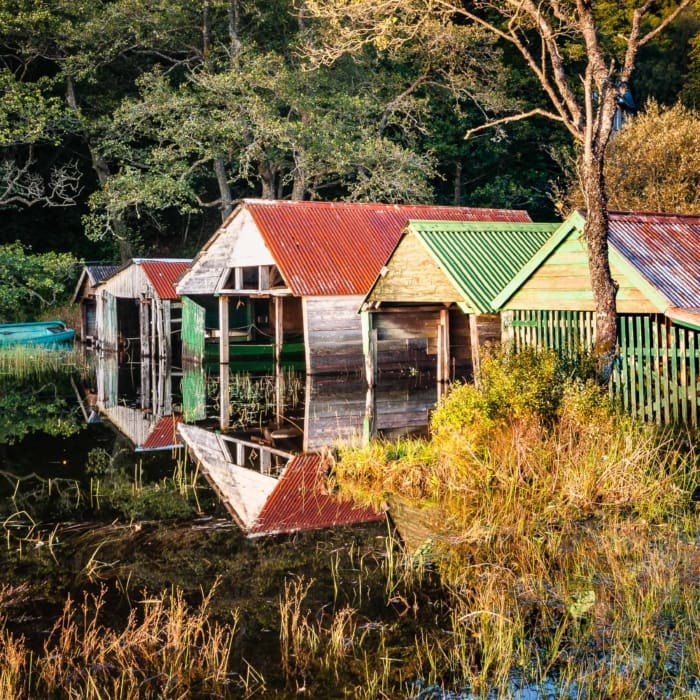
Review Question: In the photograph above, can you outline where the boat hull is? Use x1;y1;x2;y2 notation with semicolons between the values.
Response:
0;321;76;348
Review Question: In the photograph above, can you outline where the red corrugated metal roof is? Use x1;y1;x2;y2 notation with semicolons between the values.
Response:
248;452;384;537
245;200;531;296
140;415;183;451
608;211;700;311
139;260;191;300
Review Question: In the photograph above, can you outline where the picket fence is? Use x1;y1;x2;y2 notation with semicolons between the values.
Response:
505;309;700;427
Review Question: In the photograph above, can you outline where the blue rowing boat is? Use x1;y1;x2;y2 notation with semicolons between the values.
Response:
0;320;76;348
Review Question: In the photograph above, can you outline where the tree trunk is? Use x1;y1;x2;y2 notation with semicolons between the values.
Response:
213;156;233;219
580;152;618;381
453;160;462;206
66;76;133;262
258;161;276;199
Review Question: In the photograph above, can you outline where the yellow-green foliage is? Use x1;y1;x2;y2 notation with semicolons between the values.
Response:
335;346;697;545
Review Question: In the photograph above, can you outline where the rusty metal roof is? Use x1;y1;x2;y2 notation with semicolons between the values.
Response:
139;260;191;300
248;452;384;537
138;415;183;452
608;212;700;311
245;200;531;296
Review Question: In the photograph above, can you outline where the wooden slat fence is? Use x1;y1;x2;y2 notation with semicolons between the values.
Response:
505;310;700;427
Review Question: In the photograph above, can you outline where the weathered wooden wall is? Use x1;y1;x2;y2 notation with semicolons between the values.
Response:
367;233;460;304
303;295;365;375
505;234;658;313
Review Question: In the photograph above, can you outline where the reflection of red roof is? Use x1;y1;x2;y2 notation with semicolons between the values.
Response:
140;261;191;300
246;200;531;296
141;415;183;450
248;453;384;537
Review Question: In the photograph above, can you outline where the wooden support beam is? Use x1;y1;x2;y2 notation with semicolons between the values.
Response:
274;295;283;376
219;362;230;431
219;295;230;365
361;310;376;388
469;314;481;386
139;297;150;358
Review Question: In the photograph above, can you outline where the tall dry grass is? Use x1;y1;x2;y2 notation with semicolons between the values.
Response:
329;347;700;696
1;581;244;700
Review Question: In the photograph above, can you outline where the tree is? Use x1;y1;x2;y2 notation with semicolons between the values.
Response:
560;99;700;213
0;242;81;322
305;0;695;375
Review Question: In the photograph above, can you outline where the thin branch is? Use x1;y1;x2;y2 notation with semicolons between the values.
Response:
464;107;565;140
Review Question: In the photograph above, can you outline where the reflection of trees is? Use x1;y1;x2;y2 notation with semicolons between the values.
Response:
0;377;83;445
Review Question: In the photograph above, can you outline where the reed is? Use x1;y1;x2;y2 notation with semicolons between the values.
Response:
331;347;700;696
0;345;87;379
33;581;238;699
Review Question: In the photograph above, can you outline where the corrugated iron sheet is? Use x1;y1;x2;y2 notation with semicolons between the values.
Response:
139;260;191;300
608;212;700;311
248;452;384;537
246;200;531;297
139;415;183;451
86;265;120;286
411;221;558;313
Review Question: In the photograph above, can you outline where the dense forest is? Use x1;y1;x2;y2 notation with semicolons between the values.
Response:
1;0;699;270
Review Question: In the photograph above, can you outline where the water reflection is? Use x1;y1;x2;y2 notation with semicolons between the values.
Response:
85;352;439;534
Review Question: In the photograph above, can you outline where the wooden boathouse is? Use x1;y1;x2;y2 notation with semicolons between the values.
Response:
361;220;558;384
493;210;700;426
175;199;532;375
94;258;191;360
72;264;119;343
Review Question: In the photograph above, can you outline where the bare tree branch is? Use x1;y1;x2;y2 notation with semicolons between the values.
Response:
464;107;565;140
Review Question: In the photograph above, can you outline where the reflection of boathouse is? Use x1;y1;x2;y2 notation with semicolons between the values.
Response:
179;423;383;537
176;199;532;374
93;259;191;359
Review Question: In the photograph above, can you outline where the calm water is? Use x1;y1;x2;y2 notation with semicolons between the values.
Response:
0;354;449;697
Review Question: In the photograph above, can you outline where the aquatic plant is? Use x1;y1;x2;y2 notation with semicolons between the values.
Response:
0;344;87;380
328;346;700;697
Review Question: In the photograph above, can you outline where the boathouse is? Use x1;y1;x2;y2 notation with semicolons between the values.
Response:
361;220;558;383
175;199;532;375
72;264;119;343
94;258;191;359
493;210;700;426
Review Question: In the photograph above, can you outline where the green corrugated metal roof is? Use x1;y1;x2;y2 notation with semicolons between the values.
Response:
407;220;559;313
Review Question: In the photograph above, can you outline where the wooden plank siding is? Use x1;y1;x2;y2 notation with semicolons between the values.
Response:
505;236;658;313
504;309;700;427
303;296;366;375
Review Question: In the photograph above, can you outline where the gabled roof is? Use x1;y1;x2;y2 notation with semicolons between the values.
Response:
139;260;191;300
366;220;558;314
248;452;384;537
72;264;120;303
98;258;191;300
179;199;532;298
493;210;700;316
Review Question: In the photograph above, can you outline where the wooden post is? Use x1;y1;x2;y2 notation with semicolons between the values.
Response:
219;295;229;365
361;310;376;388
274;295;283;376
139;297;150;358
162;300;172;361
219;362;230;431
140;356;151;411
150;297;158;359
438;307;450;383
469;314;481;385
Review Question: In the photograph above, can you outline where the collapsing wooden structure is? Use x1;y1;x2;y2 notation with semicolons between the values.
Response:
72;264;119;343
175;199;532;376
93;259;191;360
493;210;700;426
361;220;558;384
